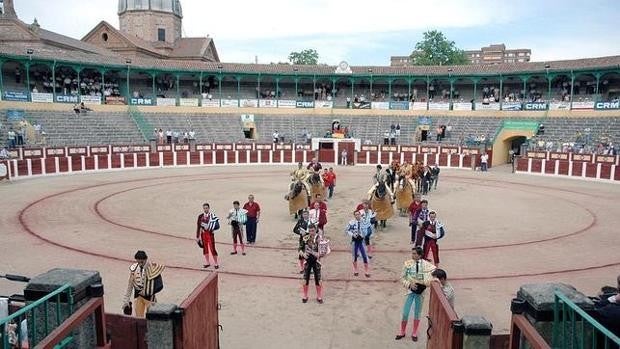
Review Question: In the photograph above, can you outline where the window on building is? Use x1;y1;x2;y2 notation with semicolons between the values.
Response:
158;28;166;42
518;52;524;56
518;59;525;62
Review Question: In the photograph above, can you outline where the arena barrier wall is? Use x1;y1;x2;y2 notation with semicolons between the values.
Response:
427;281;464;349
174;273;219;349
515;151;620;182
4;143;490;180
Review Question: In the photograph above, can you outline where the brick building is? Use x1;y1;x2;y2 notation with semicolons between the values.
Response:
464;44;530;64
391;44;531;66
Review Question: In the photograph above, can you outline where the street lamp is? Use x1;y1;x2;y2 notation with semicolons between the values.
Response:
217;64;223;101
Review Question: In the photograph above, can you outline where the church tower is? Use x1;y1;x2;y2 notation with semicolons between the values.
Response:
118;0;182;45
0;0;18;19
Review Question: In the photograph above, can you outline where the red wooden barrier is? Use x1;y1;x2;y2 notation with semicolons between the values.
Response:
427;281;463;349
175;273;219;349
508;314;550;349
105;313;147;349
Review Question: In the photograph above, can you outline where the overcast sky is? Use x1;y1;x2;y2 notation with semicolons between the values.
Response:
13;0;620;65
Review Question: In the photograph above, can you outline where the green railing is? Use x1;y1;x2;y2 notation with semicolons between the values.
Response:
553;291;620;348
1;284;74;349
128;106;153;142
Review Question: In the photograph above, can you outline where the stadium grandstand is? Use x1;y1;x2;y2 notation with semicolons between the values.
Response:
1;0;620;348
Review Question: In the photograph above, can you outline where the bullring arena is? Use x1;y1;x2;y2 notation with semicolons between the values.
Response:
1;157;619;347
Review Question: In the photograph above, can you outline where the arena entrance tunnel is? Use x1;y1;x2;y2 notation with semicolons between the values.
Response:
492;133;534;165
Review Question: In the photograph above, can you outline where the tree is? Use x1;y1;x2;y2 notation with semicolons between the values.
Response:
410;30;468;66
288;49;319;65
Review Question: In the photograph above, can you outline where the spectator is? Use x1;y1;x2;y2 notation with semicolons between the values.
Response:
340;148;348;166
188;129;195;140
480;153;489;172
0;147;9;159
592;274;620;336
7;128;16;149
165;129;172;144
273;130;279;144
243;194;261;244
73;104;81;114
395;123;401;137
432;269;455;308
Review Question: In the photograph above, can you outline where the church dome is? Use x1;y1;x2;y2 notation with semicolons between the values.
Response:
118;0;182;18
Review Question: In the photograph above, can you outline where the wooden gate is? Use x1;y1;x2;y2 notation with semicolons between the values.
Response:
426;282;463;349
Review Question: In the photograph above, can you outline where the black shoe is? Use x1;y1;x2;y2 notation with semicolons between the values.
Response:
242;252;246;256
412;336;418;342
214;265;219;269
317;298;323;304
302;298;308;303
230;251;238;255
203;264;210;268
354;272;359;276
368;255;373;259
365;273;371;278
395;335;405;340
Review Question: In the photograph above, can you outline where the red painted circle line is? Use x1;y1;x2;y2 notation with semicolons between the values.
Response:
17;171;620;282
92;175;597;253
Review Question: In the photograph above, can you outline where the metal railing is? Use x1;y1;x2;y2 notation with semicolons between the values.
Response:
553;291;620;348
1;283;73;349
128;106;153;142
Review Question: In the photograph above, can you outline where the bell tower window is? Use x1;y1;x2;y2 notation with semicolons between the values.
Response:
157;28;166;42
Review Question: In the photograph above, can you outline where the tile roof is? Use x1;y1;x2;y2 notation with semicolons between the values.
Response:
1;38;619;77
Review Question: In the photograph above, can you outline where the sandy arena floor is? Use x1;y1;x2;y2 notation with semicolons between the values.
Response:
1;164;619;348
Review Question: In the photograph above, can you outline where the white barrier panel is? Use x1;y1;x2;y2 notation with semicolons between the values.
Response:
428;102;450;110
452;102;472;111
202;99;220;107
315;101;334;108
475;103;500;110
179;98;199;107
240;99;259;108
259;99;278;108
549;102;570;110
81;95;102;105
221;99;239;107
571;101;595;110
409;102;427;110
371;102;389;110
278;100;297;108
157;98;176;106
31;92;53;103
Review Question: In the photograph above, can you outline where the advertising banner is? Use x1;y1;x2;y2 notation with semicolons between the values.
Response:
220;99;239;107
241;114;255;123
31;93;53;103
389;101;409;110
105;96;126;105
156;98;177;106
55;94;79;104
475;103;500;110
278;100;297;108
296;100;315;108
594;100;620;110
417;117;432;125
371;102;390;110
570;101;594;110
80;95;102;105
3;91;29;102
409;102;427;110
428;102;450;110
549;102;570;110
315;101;334;108
130;97;154;106
179;98;199;107
240;99;258;108
452;102;473;111
259;99;278;108
352;101;371;109
523;102;548;110
201;99;220;107
501;102;522;111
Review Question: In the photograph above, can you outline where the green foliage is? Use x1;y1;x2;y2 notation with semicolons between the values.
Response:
288;49;319;65
410;30;468;66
